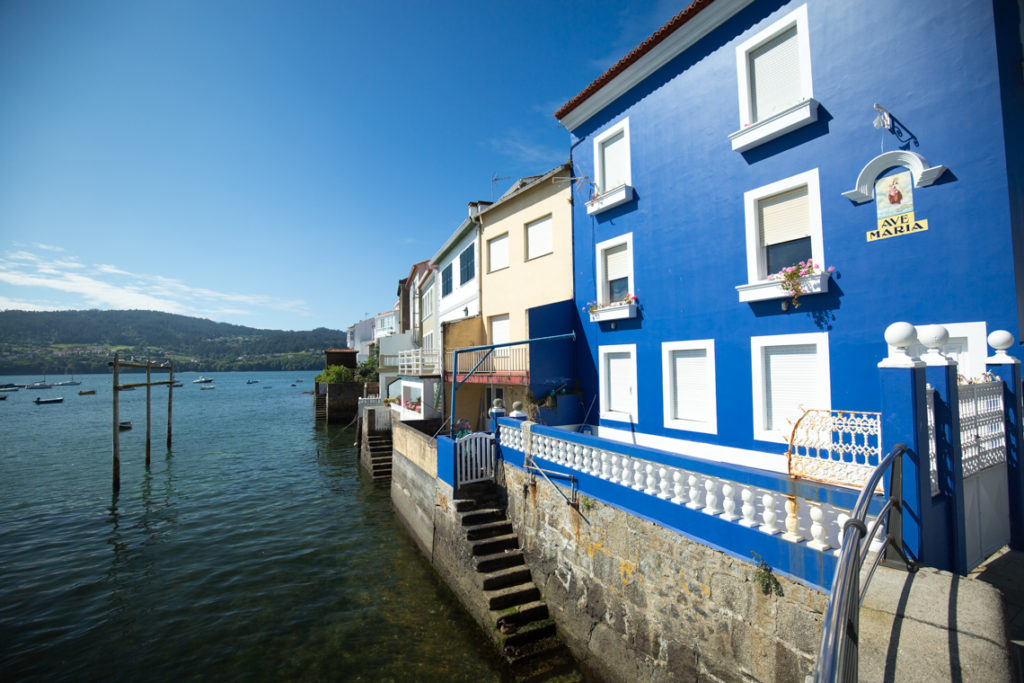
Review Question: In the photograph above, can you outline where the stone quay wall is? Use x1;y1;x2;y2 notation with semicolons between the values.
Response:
499;464;827;682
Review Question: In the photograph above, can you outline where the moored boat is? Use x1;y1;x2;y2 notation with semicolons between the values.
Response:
34;396;63;405
0;387;18;392
246;379;260;384
0;394;6;400
25;381;52;390
200;385;216;390
119;421;132;430
79;389;97;395
192;376;214;384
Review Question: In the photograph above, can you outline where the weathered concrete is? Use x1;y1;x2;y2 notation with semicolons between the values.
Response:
858;556;1017;681
500;464;826;682
325;381;362;423
389;421;437;557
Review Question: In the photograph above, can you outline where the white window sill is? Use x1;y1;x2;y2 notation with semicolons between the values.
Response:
600;411;638;424
664;418;717;435
728;99;819;153
586;184;635;215
735;272;829;303
589;301;637;322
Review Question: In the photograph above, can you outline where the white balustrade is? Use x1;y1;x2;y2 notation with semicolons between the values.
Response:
807;503;832;551
704;479;721;516
644;464;658;495
658;467;672;500
600;452;610;479
632;460;645;491
782;496;804;542
721;483;739;521
672;471;686;505
760;493;780;535
686;474;702;510
740;488;758;527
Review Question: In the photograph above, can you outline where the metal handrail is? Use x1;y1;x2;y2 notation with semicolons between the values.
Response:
812;443;913;682
523;449;578;508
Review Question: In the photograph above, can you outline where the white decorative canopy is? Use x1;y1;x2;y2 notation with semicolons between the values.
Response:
842;150;947;204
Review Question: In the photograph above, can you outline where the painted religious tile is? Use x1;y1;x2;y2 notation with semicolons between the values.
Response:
875;170;913;221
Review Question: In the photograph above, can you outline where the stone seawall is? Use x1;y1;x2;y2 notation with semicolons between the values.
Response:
499;464;826;682
388;436;827;681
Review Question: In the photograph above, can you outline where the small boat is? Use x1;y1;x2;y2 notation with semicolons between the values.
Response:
0;394;6;400
263;386;272;389
172;382;184;388
34;396;63;405
295;379;304;383
54;376;81;386
78;389;97;395
200;385;216;390
246;379;260;384
119;421;132;430
120;386;136;391
0;387;18;393
25;381;52;390
192;376;214;384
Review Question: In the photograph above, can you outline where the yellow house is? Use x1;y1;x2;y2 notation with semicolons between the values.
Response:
449;162;573;422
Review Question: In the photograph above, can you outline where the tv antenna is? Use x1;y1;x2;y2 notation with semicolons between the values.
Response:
491;173;510;201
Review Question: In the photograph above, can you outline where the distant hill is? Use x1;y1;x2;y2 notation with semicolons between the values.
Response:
0;310;348;375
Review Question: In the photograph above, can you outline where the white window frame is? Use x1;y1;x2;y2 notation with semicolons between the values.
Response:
595;232;634;307
729;5;817;152
588;118;634;215
489;313;510;358
750;332;830;443
422;284;434;318
599;344;638;423
487;233;509;272
737;169;825;303
423;331;434;351
662;339;717;434
525;214;553;261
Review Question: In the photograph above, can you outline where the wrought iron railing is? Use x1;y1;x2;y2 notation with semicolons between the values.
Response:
786;409;883;491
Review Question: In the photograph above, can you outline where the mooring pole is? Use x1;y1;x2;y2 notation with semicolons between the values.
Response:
145;360;152;467
167;362;173;449
112;352;120;493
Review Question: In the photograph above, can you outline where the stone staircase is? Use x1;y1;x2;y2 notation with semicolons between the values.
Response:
362;432;393;480
456;483;584;681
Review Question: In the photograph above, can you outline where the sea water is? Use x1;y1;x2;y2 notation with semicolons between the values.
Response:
0;372;503;681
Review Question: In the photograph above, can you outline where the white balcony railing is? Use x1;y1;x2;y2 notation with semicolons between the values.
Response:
445;346;529;376
398;348;440;375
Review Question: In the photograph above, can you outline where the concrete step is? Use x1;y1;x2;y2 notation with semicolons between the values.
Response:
486;582;540;610
461;507;506;527
471;533;519;557
502;618;557;650
490;600;549;631
480;565;532;591
368;454;392;463
503;637;578;677
476;549;526;573
465;519;514;541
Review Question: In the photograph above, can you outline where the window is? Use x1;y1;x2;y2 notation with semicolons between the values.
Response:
594;119;630;193
489;314;510;358
525;215;553;260
423;331;434;351
488;233;509;272
599;344;637;422
441;264;453;297
662;340;716;434
751;332;830;442
595;233;633;305
739;169;823;297
459;244;475;285
422;284;433;317
730;5;816;152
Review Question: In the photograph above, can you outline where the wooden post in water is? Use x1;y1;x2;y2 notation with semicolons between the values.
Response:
145;361;152;467
167;362;173;449
112;352;120;493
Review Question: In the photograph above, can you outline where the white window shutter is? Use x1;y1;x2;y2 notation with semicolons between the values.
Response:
526;216;553;260
604;243;629;282
758;185;809;247
749;25;801;122
606;351;633;415
488;234;508;271
671;348;708;422
600;130;627;191
763;343;817;432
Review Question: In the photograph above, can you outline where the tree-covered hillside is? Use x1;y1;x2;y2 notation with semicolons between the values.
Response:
0;310;348;374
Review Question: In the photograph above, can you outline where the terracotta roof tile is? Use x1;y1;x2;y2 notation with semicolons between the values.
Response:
554;0;713;121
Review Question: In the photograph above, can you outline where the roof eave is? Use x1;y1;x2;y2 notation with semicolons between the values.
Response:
556;0;754;132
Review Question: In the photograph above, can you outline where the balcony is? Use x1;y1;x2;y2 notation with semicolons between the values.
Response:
398;348;440;375
444;346;529;385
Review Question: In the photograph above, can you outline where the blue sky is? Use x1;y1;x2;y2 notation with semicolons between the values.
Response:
0;0;680;331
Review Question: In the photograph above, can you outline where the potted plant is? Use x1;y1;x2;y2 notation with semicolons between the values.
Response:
772;261;834;308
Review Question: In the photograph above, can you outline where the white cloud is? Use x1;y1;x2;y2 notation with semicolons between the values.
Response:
0;245;311;324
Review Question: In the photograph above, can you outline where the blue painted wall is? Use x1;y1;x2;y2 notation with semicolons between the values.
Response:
568;0;1023;457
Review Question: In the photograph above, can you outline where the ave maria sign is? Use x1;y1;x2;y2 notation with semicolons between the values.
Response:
866;169;929;242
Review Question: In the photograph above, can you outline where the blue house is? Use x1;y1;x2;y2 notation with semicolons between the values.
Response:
507;0;1024;578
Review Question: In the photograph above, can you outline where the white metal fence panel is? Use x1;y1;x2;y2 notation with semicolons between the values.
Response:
786;409;883;491
926;386;938;496
456;433;496;486
959;381;1006;477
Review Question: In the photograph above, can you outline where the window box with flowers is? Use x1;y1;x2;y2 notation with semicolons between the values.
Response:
736;262;834;306
585;294;639;322
586;184;635;215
